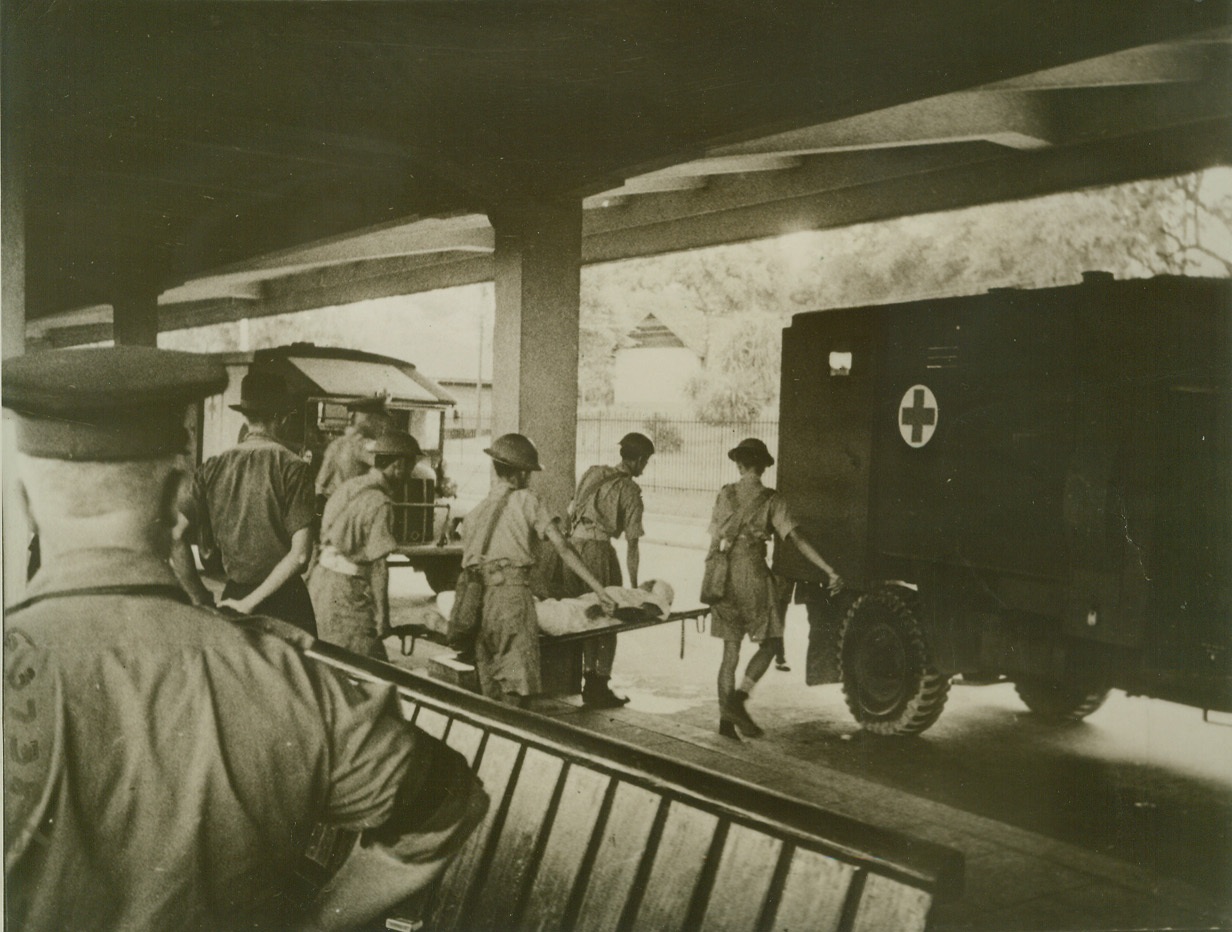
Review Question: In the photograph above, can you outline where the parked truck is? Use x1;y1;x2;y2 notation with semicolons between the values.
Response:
774;273;1230;735
196;343;464;592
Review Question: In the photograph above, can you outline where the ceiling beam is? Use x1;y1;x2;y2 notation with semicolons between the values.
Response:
583;119;1231;264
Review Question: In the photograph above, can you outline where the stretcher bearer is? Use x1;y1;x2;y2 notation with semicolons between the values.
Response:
172;369;318;634
310;430;421;659
463;433;616;707
3;347;488;931
315;394;391;512
709;438;843;739
562;431;655;708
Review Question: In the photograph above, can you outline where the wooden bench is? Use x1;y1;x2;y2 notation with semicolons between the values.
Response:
308;642;964;932
392;607;714;697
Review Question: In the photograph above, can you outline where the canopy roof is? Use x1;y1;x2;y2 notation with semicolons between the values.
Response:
8;1;1229;333
253;344;455;408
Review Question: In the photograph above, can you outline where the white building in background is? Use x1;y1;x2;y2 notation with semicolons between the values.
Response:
612;309;705;412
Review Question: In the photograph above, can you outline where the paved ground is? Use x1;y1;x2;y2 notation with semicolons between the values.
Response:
385;523;1232;932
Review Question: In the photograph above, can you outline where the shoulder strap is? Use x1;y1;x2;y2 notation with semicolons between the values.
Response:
6;584;191;615
477;489;514;560
721;488;774;541
571;469;625;531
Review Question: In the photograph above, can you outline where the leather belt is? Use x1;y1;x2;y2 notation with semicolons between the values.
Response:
477;561;531;587
569;524;611;542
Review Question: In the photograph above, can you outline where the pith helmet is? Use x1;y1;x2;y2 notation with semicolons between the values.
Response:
728;437;774;467
485;433;542;472
619;432;656;458
369;429;422;459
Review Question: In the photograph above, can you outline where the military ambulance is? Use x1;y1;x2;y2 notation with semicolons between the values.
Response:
196;343;464;592
775;274;1231;734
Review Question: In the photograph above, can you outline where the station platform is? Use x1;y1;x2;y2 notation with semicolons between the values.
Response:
382;631;1230;932
532;699;1232;932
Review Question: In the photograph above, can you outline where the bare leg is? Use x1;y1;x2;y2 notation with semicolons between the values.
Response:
718;639;742;709
740;640;778;694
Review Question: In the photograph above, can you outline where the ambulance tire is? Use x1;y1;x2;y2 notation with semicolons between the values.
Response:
840;588;951;736
1014;678;1110;723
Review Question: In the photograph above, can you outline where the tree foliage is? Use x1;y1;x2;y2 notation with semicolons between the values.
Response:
577;169;1232;419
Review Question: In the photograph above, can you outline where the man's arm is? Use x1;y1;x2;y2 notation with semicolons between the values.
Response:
295;674;489;932
171;538;215;607
219;526;314;615
625;537;640;589
785;528;843;595
370;557;390;637
170;476;216;606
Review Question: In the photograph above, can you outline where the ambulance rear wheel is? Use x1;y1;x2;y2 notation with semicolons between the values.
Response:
840;589;951;736
1014;678;1110;722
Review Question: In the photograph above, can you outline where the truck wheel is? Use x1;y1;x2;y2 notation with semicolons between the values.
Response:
839;589;951;736
1014;678;1110;722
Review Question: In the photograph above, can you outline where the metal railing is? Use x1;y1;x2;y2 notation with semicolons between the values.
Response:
446;414;780;496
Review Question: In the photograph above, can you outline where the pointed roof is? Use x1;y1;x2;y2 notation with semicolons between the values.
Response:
622;307;707;357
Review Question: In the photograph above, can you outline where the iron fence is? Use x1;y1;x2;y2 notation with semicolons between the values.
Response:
445;413;780;497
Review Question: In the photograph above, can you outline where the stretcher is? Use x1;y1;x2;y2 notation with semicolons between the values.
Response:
388;606;712;697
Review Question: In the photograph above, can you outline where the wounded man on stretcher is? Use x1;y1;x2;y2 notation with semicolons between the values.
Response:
429;579;675;638
534;579;675;635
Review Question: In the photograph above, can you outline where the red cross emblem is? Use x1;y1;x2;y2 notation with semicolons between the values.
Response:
899;384;938;447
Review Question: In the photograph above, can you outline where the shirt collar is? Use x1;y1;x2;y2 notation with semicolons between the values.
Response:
490;477;521;496
23;548;182;602
241;431;290;451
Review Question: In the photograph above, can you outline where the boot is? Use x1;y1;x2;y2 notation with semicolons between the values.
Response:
722;690;764;738
718;720;741;740
582;673;629;709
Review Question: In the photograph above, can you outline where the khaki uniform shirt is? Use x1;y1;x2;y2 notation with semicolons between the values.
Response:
316;431;371;499
569;464;644;541
708;473;798;543
4;549;425;931
187;433;315;585
461;484;557;568
320;472;400;566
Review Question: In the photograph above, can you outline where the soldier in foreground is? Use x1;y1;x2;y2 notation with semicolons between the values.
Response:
562;431;655;707
3;347;487;931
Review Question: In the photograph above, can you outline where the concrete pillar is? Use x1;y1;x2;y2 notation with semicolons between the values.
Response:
2;43;29;602
112;285;160;346
490;200;583;516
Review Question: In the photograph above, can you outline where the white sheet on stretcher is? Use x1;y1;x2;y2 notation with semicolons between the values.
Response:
534;579;675;636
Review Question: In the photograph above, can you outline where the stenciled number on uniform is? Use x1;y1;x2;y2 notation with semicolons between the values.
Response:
898;384;938;448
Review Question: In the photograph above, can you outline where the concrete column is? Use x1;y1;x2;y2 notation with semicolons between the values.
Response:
490;200;583;516
2;53;29;602
112;285;160;346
